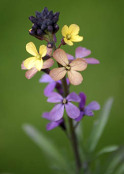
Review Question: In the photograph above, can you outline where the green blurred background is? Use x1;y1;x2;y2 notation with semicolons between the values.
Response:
0;0;124;173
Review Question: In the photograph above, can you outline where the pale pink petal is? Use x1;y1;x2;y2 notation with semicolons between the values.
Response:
21;61;27;70
67;70;83;85
50;67;66;81
47;47;52;56
70;58;87;71
53;48;69;66
42;58;54;69
25;68;38;79
75;47;91;58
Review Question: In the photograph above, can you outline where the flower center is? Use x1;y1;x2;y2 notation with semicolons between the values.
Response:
36;54;41;59
65;65;71;71
62;98;67;104
66;34;71;40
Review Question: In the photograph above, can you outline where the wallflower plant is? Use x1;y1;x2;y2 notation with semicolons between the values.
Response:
22;7;124;174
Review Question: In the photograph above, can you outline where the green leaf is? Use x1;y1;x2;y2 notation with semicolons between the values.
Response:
23;124;73;174
103;148;124;174
114;163;124;174
87;97;114;152
96;145;119;157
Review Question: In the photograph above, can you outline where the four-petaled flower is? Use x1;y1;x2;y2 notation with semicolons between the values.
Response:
47;92;81;121
50;48;87;85
62;24;83;46
75;92;100;122
42;112;64;131
67;47;100;64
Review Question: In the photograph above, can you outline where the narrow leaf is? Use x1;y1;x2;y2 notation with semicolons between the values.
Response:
114;163;124;174
96;145;119;157
23;124;72;174
87;98;114;152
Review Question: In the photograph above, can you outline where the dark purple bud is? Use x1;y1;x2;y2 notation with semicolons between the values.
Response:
35;11;41;18
54;12;60;18
29;29;35;35
37;29;42;35
61;38;66;45
32;23;37;30
47;25;53;32
41;24;47;30
53;16;58;24
46;19;52;25
44;7;48;13
54;24;59;32
29;16;36;23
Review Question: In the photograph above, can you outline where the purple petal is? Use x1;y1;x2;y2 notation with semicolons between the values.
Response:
75;47;91;58
42;112;51;120
84;110;94;116
46;119;63;131
47;92;63;103
86;101;100;111
84;58;100;64
44;82;56;97
79;92;86;110
39;74;54;83
66;92;81;102
75;111;84;122
66;53;74;60
65;102;80;119
49;104;64;121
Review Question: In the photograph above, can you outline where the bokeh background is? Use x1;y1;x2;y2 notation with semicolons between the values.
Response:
0;0;124;173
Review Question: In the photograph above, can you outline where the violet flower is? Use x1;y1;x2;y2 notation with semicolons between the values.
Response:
67;47;100;64
47;92;81;121
42;112;65;131
76;92;100;122
39;74;69;97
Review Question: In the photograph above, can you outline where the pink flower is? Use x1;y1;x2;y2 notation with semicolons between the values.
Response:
50;48;87;85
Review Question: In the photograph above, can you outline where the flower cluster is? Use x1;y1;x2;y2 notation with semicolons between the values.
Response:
21;7;100;131
29;7;59;39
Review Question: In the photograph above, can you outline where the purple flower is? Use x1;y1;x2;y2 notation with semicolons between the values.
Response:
42;112;64;131
67;47;100;64
47;92;81;121
76;92;100;122
39;74;69;97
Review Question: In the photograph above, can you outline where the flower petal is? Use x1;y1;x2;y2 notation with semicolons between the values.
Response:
75;111;84;122
68;24;80;35
71;35;83;42
70;58;87;71
35;59;43;71
47;92;63;103
65;102;80;119
42;58;54;69
66;92;81;102
25;67;38;79
61;25;69;37
68;70;83;85
84;58;100;64
47;47;52;56
42;112;51;120
75;47;91;58
46;119;63;131
64;38;73;46
26;42;38;56
85;101;100;111
49;104;64;121
66;53;74;60
50;67;66;81
53;48;69;66
39;74;54;83
21;61;27;70
44;82;56;97
39;45;47;57
79;92;86;109
24;57;37;70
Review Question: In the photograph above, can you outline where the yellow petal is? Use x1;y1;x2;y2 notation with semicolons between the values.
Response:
71;35;83;42
64;38;73;46
39;45;47;57
26;42;38;56
61;25;69;37
35;59;43;71
68;24;80;35
23;57;36;70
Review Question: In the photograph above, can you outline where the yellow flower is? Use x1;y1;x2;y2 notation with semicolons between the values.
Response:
61;24;83;46
24;42;47;71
